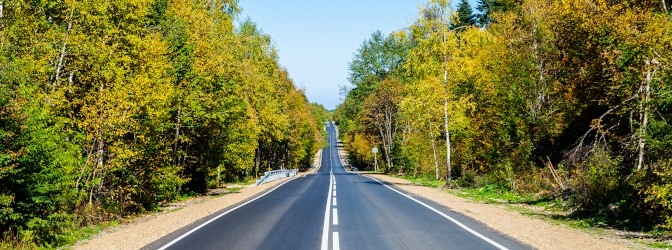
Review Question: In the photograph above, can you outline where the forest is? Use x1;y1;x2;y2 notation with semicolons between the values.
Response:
0;0;329;247
335;0;672;232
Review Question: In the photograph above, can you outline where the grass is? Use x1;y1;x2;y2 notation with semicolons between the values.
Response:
400;175;672;249
2;179;255;249
395;173;672;249
398;174;445;188
0;220;123;250
399;174;530;204
641;240;672;249
60;184;248;249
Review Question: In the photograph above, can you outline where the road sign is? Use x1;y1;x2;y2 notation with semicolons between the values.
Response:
372;147;378;173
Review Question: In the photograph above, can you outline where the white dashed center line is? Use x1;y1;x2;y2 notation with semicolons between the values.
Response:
333;232;340;250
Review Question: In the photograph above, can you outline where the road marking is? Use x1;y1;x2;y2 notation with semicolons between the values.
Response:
362;175;510;250
320;168;334;250
157;178;296;250
333;190;336;196
333;197;337;206
333;232;340;250
333;208;338;225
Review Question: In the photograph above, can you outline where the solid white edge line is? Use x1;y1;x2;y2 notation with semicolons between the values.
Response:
362;175;510;250
158;178;296;250
321;161;334;250
333;232;340;250
332;208;338;225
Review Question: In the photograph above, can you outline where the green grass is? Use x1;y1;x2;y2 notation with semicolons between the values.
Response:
641;240;672;249
398;174;445;188
395;173;672;248
399;174;531;204
64;220;121;245
0;220;123;250
449;184;528;204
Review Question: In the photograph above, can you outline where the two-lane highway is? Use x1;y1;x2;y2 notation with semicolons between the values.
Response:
147;122;531;250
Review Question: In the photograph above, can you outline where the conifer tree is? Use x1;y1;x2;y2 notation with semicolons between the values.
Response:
476;0;493;27
454;0;476;28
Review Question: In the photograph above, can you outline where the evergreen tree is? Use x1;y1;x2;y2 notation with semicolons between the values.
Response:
476;0;493;27
454;0;476;28
476;0;524;27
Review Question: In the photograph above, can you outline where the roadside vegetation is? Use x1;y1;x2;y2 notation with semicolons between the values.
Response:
0;0;329;248
399;173;672;248
335;0;672;242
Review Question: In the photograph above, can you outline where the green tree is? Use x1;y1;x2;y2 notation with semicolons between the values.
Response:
454;0;476;28
338;30;410;170
0;0;324;247
475;0;522;27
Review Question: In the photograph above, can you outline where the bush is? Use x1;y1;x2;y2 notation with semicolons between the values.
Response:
566;147;623;213
644;161;672;230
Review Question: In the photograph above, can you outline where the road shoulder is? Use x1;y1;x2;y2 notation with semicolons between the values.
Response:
73;150;322;250
363;173;644;250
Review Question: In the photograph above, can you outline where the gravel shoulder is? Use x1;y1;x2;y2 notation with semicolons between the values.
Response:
74;145;648;250
72;150;323;250
363;173;645;250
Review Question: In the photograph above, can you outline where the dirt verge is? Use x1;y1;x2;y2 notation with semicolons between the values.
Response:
362;173;650;250
72;150;322;250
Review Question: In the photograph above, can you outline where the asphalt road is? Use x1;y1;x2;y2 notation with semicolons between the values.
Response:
147;122;532;250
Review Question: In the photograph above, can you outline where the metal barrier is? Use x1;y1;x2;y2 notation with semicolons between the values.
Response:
255;169;298;186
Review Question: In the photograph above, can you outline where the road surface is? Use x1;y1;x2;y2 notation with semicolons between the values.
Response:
146;122;531;250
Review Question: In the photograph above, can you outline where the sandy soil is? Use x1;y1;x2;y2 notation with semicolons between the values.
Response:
74;145;649;250
72;150;322;250
364;173;646;250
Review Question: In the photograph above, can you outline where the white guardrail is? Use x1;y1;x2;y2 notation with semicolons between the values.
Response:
255;169;298;186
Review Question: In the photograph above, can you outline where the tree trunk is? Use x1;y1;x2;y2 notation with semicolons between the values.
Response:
637;59;657;171
255;147;260;177
430;126;439;180
0;1;4;29
75;141;97;189
663;0;669;12
173;107;181;166
53;6;76;92
443;96;451;186
375;110;392;171
442;32;452;187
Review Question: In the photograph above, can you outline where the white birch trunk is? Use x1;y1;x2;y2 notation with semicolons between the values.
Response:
637;59;657;171
442;32;452;186
663;0;668;12
53;6;76;92
0;1;4;28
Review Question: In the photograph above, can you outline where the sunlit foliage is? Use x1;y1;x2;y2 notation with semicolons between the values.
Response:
0;0;325;247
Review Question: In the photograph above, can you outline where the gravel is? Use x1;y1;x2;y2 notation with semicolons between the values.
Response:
74;147;646;250
365;173;642;250
72;150;323;250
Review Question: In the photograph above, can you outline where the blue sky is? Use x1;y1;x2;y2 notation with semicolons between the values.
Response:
237;0;480;110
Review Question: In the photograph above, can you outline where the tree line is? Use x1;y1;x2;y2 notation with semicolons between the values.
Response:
335;0;672;231
0;0;328;247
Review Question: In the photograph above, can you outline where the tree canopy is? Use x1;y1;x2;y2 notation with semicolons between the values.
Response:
335;0;672;232
0;0;327;247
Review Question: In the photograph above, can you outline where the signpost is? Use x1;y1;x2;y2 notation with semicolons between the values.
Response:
372;147;378;173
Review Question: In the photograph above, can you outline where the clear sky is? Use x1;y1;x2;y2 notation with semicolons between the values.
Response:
237;0;480;110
